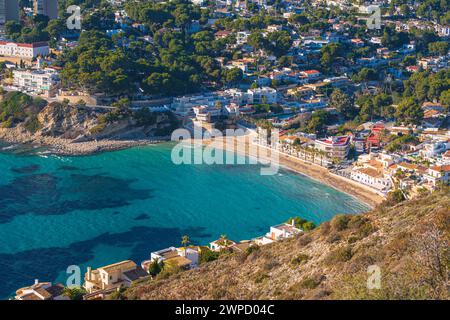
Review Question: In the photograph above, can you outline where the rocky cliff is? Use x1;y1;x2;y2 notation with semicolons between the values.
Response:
0;95;177;154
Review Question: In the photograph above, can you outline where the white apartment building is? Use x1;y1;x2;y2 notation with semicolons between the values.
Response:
247;87;277;105
171;93;229;116
13;68;59;97
223;88;246;105
314;136;350;160
192;104;222;122
350;167;392;192
0;41;49;58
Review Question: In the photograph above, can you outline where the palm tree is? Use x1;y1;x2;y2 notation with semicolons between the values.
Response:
181;235;190;255
311;149;317;164
318;150;326;166
220;234;228;247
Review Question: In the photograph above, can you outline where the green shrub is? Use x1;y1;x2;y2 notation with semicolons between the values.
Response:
300;277;321;289
326;246;353;264
331;214;351;231
62;287;86;300
199;248;220;264
347;236;359;244
133;108;157;126
253;271;270;283
24;115;42;133
287;216;317;231
291;253;310;266
244;244;260;256
89;123;107;134
386;189;405;205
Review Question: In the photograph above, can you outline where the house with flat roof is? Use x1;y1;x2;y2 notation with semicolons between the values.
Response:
247;87;277;105
13;68;60;97
255;220;302;245
145;246;200;270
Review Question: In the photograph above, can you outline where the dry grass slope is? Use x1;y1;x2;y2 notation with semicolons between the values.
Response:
125;189;449;300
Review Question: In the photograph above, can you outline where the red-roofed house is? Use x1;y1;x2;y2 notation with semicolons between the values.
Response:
0;41;49;58
351;38;365;47
443;150;450;162
365;123;385;151
300;70;321;79
215;30;232;39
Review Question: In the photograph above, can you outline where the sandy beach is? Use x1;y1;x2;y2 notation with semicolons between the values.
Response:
1;124;384;207
191;135;384;208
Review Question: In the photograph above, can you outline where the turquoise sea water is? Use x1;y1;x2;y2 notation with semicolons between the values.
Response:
0;142;369;299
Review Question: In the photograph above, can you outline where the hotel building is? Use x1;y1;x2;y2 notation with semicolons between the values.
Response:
314;136;351;160
13;68;60;97
0;41;49;58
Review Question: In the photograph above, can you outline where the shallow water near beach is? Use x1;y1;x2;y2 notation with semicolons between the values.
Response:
0;142;369;298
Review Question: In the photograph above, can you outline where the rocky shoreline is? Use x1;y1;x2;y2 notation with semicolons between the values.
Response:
0;127;169;156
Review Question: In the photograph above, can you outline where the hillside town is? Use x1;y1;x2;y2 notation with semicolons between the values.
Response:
14;217;307;300
1;0;449;301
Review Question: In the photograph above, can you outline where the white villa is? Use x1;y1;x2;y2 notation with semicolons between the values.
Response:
425;165;450;187
209;238;237;251
247;87;277;105
255;221;302;245
83;260;149;295
144;246;200;270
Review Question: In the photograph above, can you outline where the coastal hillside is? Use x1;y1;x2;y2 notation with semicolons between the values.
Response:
0;91;177;154
125;189;449;300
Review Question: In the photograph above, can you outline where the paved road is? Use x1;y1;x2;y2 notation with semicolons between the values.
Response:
1;86;171;111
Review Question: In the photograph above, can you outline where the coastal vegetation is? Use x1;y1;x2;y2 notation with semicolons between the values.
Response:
0;91;47;130
287;216;316;231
